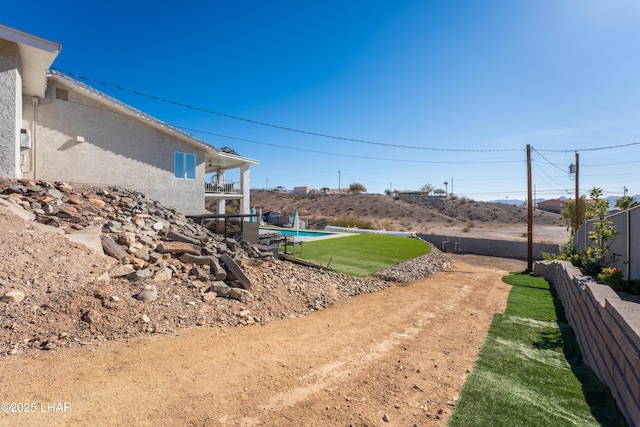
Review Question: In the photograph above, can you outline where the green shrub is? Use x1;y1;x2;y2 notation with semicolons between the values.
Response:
542;237;577;262
541;236;640;295
572;247;604;278
598;267;624;290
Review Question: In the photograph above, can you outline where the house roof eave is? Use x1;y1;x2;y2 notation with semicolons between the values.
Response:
0;24;61;98
205;151;260;172
217;151;260;166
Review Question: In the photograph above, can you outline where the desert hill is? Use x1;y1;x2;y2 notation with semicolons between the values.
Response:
250;190;565;235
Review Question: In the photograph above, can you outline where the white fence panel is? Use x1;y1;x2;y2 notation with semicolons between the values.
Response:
575;205;640;280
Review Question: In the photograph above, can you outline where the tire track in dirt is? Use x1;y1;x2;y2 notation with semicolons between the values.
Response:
241;311;441;426
243;286;477;425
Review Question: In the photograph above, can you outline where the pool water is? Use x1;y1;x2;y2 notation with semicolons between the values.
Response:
260;228;333;238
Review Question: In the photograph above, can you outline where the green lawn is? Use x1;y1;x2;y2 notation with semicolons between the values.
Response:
449;273;626;427
297;234;430;277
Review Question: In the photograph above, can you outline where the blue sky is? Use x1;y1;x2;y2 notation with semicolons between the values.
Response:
4;0;640;200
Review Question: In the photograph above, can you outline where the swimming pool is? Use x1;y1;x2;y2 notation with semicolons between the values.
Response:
260;228;334;238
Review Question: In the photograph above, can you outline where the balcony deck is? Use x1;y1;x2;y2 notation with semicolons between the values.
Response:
205;181;242;196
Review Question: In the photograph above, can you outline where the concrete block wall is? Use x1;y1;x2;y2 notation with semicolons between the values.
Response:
418;234;559;260
533;260;640;426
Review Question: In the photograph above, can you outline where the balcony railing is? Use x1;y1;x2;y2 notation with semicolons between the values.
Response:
205;181;241;194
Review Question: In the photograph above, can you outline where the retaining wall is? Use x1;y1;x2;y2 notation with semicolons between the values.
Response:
418;234;559;260
533;260;640;426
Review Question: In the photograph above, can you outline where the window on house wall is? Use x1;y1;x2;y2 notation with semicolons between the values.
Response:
56;88;69;101
174;152;196;180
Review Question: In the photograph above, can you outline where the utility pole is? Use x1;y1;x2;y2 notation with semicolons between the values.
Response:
338;170;341;193
451;178;454;198
574;152;580;234
527;144;533;271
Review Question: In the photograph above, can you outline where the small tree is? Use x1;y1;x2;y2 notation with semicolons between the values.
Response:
420;184;434;196
586;187;617;269
348;183;366;194
434;188;445;196
561;196;587;235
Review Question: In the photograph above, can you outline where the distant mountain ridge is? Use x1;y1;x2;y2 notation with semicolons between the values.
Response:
490;195;640;209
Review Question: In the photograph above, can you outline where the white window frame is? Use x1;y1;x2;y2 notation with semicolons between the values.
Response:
174;152;196;180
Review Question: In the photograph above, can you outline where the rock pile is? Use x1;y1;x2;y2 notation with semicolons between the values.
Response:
0;180;274;303
0;179;453;357
372;242;453;283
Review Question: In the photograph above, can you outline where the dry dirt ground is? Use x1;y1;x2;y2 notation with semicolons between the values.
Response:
0;255;522;427
0;185;528;426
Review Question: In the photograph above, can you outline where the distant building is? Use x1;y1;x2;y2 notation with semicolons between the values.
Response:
395;191;425;201
293;186;312;194
536;199;569;214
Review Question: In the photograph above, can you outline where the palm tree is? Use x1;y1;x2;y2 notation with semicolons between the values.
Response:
444;181;449;198
615;195;639;211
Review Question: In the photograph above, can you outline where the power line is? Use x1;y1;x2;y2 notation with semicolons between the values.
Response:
51;69;640;193
583;159;640;167
532;165;567;191
179;126;525;164
531;148;568;174
61;96;523;165
530;148;575;194
535;141;640;153
51;70;640;157
52;68;523;153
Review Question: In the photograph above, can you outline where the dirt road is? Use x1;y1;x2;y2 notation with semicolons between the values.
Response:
0;255;523;427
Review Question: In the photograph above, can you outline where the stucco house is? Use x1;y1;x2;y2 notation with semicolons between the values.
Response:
292;186;312;194
0;24;258;216
536;198;568;214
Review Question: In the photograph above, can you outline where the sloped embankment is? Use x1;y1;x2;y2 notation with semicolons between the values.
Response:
0;180;451;357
